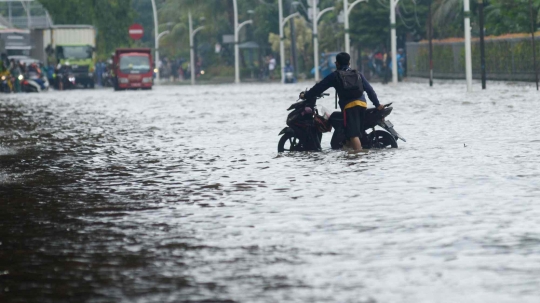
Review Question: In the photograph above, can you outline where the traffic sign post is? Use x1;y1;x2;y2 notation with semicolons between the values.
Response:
129;24;144;40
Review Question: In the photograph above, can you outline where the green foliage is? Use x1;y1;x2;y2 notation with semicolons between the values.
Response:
36;0;540;66
411;37;540;80
346;0;429;49
94;0;135;58
485;0;540;35
132;0;157;46
38;0;135;59
37;0;94;24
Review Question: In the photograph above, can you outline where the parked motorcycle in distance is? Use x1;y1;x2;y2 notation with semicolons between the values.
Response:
284;71;295;83
277;93;406;152
21;75;41;93
56;66;77;90
0;74;13;93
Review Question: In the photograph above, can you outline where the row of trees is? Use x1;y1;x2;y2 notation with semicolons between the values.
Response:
38;0;539;75
38;0;134;59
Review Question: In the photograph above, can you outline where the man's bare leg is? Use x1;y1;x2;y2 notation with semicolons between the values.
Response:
350;137;363;151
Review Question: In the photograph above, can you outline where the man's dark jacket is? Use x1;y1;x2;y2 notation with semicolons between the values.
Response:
304;68;381;110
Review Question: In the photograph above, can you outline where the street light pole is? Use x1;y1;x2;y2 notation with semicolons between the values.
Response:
233;0;240;84
313;0;334;82
429;0;433;87
344;0;367;55
151;0;161;82
279;0;285;84
390;0;399;85
478;0;486;89
529;0;539;91
464;0;473;92
289;6;299;81
189;11;205;86
232;0;253;84
312;0;318;81
235;19;253;83
280;7;300;84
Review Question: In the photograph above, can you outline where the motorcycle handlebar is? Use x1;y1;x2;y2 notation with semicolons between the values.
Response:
316;93;329;99
299;91;329;100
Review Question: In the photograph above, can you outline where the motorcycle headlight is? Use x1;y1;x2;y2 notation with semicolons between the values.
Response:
119;78;129;84
18;75;24;81
1;76;5;81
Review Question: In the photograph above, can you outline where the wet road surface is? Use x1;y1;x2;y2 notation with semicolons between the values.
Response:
1;82;540;303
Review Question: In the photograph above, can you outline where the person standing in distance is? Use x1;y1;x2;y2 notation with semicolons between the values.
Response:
300;52;384;152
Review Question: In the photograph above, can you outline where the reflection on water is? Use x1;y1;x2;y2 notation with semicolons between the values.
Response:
1;83;540;303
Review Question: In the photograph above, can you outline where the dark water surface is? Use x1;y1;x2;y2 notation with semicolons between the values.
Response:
1;83;539;303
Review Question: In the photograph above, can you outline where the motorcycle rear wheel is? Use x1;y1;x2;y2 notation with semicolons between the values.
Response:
369;130;398;149
278;133;301;152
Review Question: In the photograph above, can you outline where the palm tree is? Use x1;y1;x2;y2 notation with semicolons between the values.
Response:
432;0;462;24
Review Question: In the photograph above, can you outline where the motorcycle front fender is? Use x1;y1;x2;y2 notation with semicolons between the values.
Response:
384;126;406;142
278;127;294;136
379;120;406;142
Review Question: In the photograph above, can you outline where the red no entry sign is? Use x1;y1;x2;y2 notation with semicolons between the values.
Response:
129;24;144;40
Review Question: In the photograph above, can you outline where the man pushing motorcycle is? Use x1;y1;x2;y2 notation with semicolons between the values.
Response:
300;52;384;152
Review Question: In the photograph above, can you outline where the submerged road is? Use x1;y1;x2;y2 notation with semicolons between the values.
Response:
1;82;539;303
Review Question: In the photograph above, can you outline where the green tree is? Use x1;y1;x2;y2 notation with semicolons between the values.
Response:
37;0;94;24
485;0;540;35
38;0;135;58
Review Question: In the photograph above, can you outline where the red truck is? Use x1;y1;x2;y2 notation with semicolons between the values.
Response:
113;48;153;90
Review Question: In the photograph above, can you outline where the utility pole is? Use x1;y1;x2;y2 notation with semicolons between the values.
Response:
390;0;400;85
312;0;319;81
289;12;298;80
478;0;486;89
312;0;334;82
233;0;240;84
529;0;539;91
290;1;301;80
279;0;285;84
233;0;253;84
464;0;473;92
151;0;160;82
428;0;433;87
343;0;367;55
280;9;300;83
189;11;205;86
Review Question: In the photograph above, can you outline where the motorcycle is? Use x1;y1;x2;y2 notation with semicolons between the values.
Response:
102;71;114;87
277;93;406;152
0;73;13;93
21;75;41;93
285;71;295;84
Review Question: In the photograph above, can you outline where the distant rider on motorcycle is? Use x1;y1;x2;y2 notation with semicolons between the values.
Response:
300;52;384;152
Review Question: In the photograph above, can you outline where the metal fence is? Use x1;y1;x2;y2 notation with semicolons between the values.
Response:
10;16;53;29
407;36;540;82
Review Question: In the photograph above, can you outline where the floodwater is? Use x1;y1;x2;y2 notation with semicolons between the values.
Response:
1;81;539;303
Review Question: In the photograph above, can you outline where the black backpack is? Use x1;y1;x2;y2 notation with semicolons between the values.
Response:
336;69;364;93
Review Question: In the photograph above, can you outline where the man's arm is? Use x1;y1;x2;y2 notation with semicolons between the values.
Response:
302;73;335;101
360;73;382;108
